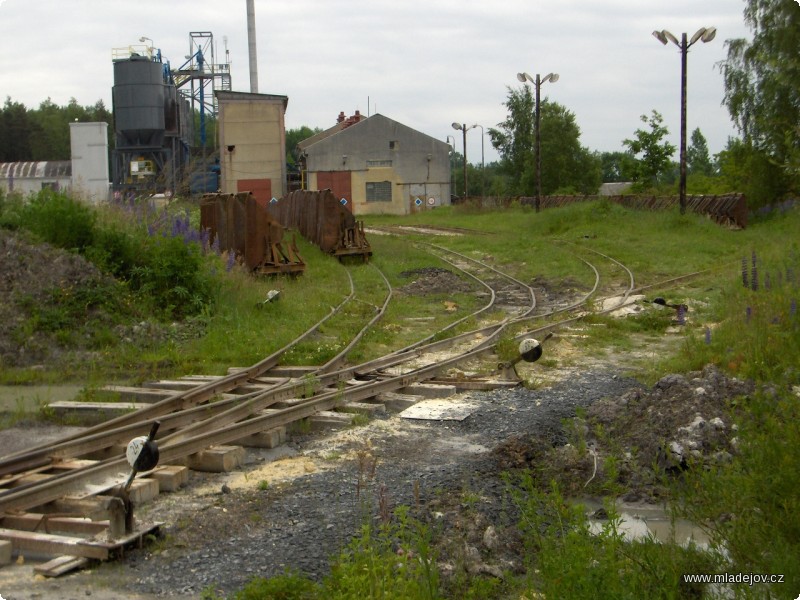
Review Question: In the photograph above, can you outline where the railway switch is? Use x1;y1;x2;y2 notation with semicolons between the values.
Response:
499;332;554;381
518;337;544;363
124;421;161;491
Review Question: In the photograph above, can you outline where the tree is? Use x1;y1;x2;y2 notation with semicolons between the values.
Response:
716;137;788;208
686;128;714;176
622;110;676;188
534;100;601;194
719;0;800;185
286;126;322;167
30;98;69;160
488;85;535;195
598;151;637;183
0;98;35;162
489;88;600;195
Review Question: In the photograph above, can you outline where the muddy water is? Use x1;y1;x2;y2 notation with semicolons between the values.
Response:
0;384;83;414
578;498;712;548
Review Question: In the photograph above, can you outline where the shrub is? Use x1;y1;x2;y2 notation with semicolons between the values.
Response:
231;570;320;600
677;390;800;596
13;190;96;252
509;477;720;599
84;225;141;279
129;234;215;318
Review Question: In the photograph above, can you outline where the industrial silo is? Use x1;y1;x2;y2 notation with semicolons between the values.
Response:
112;56;167;149
111;48;190;197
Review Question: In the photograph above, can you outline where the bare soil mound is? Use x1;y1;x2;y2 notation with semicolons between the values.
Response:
398;267;475;296
0;229;112;367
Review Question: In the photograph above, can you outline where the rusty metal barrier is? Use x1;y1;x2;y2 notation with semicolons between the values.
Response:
200;192;305;275
267;189;372;260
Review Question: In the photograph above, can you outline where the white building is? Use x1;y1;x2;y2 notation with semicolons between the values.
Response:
0;122;109;203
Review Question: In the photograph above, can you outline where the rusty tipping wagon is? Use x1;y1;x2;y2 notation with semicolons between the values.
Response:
200;192;306;276
266;189;372;261
200;189;372;276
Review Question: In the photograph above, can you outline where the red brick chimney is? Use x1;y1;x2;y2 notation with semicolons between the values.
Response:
340;110;364;129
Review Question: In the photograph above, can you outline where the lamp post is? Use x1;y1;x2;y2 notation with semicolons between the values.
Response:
473;124;485;199
446;135;456;199
452;122;477;199
517;71;559;212
652;27;716;215
138;36;153;58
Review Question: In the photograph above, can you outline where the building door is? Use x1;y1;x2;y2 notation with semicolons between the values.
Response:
237;178;272;205
317;171;352;212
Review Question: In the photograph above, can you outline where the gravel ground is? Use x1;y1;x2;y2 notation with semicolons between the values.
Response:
0;367;642;599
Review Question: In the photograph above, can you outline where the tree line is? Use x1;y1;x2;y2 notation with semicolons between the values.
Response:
0;97;224;164
0;97;114;163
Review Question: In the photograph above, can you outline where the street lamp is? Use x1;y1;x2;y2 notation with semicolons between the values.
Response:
472;124;485;199
452;122;477;199
139;36;153;58
652;26;716;215
446;135;456;200
517;71;559;212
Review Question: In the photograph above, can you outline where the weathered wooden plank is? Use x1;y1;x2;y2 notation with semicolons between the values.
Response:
308;411;355;431
0;528;110;560
1;514;108;536
48;401;149;417
34;555;90;577
140;380;203;392
99;385;175;403
336;402;386;415
146;465;189;492
185;446;246;473
427;378;521;391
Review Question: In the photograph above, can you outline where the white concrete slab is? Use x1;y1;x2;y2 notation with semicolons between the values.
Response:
399;399;476;421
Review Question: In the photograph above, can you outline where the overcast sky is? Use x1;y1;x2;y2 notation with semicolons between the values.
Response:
0;0;752;164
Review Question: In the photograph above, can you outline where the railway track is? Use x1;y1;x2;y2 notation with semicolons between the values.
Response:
0;238;707;575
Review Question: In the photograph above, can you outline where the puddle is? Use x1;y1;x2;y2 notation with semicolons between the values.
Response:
578;498;711;548
0;384;83;413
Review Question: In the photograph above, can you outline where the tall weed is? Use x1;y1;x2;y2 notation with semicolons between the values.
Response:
676;389;800;597
509;476;719;599
10;189;96;251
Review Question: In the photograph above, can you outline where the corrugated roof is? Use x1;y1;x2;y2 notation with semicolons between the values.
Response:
297;113;368;151
598;182;632;196
0;161;72;179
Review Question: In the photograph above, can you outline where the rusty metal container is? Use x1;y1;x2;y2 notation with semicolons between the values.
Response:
267;189;372;260
200;192;305;275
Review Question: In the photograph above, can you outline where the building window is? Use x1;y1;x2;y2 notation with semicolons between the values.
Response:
366;159;392;167
389;140;398;150
366;181;392;202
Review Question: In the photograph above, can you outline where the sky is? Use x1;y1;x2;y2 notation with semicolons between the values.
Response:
0;0;753;165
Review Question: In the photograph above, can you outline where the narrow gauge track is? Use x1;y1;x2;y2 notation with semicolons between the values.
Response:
0;238;706;569
0;248;538;549
0;243;628;515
